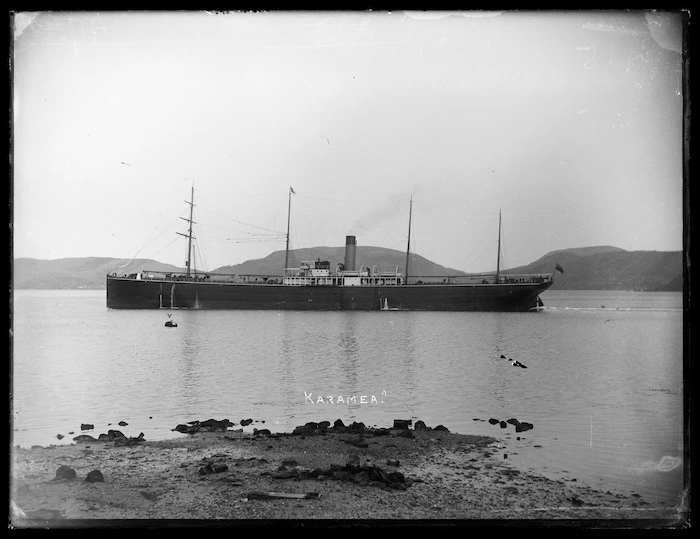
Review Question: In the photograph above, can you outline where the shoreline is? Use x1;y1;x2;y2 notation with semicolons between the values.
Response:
10;419;686;527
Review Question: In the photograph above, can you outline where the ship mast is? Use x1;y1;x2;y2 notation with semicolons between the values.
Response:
495;209;502;284
284;186;293;272
177;183;196;277
404;195;413;285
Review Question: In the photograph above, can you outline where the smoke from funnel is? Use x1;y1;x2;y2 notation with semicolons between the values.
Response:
348;193;407;237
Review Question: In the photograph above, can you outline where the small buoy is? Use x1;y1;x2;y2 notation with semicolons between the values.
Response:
165;320;177;327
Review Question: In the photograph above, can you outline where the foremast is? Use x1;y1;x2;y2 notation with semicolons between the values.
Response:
176;183;196;277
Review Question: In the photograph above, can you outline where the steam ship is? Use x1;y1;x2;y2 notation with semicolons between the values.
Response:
106;187;555;311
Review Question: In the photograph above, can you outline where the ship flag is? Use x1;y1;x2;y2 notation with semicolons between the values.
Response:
555;263;564;274
290;186;296;194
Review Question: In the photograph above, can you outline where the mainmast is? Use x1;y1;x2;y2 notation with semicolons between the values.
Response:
404;195;413;285
177;183;196;277
284;186;294;272
495;209;502;284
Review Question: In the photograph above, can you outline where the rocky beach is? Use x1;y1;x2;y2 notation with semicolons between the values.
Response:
9;418;687;528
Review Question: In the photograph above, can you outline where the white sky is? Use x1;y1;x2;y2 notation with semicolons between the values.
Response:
12;10;685;273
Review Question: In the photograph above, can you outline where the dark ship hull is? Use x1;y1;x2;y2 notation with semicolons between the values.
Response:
106;274;553;311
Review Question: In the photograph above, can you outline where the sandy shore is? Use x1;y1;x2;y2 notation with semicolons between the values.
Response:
9;420;686;528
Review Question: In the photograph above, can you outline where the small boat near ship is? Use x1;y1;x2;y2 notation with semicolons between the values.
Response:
106;187;555;311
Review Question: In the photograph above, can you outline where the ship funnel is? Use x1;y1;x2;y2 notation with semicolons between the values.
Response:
344;236;356;271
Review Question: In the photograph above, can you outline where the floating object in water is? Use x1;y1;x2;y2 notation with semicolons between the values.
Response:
165;320;177;327
500;353;527;368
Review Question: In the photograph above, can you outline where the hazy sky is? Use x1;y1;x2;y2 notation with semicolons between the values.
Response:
12;10;685;273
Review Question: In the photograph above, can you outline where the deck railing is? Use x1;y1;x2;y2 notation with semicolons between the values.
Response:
404;274;553;285
110;270;553;286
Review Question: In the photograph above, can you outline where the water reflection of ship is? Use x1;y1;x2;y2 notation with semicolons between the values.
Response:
339;315;360;393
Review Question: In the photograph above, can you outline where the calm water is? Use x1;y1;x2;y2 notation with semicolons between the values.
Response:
11;289;685;506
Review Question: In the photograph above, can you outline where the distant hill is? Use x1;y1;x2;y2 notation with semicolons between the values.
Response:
215;245;466;279
544;245;626;257
12;257;184;290
505;249;683;291
12;245;684;292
